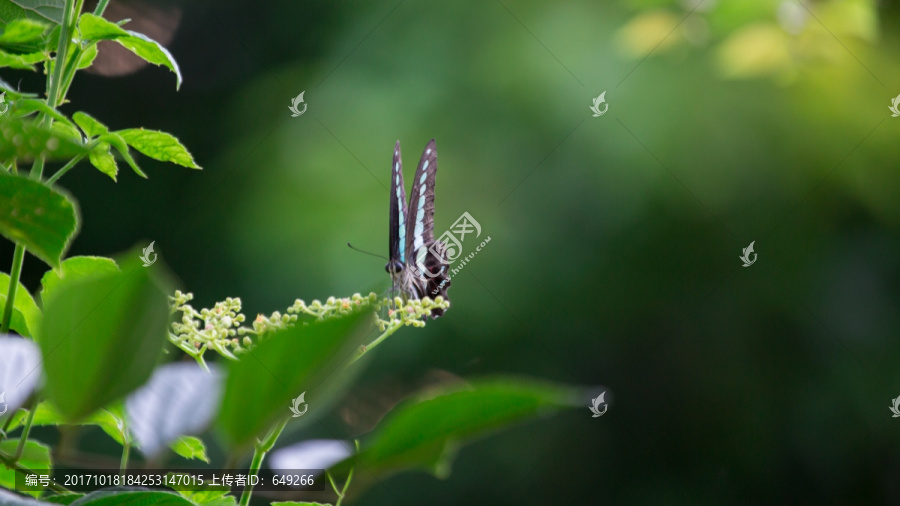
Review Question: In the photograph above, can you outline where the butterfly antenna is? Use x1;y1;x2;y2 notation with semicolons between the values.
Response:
347;242;388;260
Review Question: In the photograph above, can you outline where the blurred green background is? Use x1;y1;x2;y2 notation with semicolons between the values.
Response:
4;0;900;503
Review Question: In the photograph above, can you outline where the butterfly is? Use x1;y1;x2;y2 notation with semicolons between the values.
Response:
385;139;451;318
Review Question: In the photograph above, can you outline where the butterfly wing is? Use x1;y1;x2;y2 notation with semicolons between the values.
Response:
388;141;408;271
404;139;451;316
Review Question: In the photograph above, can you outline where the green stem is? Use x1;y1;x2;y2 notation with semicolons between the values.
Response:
93;0;110;15
334;464;354;506
238;417;289;506
57;44;83;103
327;472;340;496
0;243;26;334
349;321;403;364
0;451;73;494
46;0;79;109
0;410;15;444
13;400;37;461
120;441;130;471
45;151;87;185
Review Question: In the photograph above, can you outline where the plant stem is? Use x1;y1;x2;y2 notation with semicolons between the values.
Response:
334;465;354;506
238;417;289;506
0;451;73;494
120;441;130;471
13;400;37;461
349;321;402;364
47;0;78;109
0;243;26;334
46;152;86;185
93;0;110;15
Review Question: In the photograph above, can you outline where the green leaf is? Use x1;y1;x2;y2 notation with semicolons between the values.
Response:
217;312;370;450
0;271;40;336
87;142;117;181
169;436;209;463
13;99;79;131
40;255;119;306
0;0;64;27
0;173;79;268
0;439;52;498
0;18;46;43
78;14;182;89
5;403;127;445
169;477;230;505
69;489;194;506
76;42;96;69
49;121;82;143
117;129;200;169
38;254;172;421
101;133;145;178
0;47;44;68
72;111;108;138
0;118;90;161
0;18;49;53
333;378;580;482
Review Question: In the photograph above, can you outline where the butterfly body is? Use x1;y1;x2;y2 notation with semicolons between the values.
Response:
386;139;451;317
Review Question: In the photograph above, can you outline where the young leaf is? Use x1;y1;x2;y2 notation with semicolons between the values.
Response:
13;98;79;130
0;118;89;161
0;18;50;53
78;14;182;89
76;42;97;69
50;121;83;143
0;48;45;69
125;362;222;458
38;254;172;421
0;439;51;497
169;476;230;505
101;133;146;178
69;490;194;506
331;378;580;482
0;173;79;268
0;272;40;336
117;128;200;169
40;255;119;306
0;336;41;415
217;312;370;450
169;436;210;463
72;111;109;138
87;142;117;181
0;0;64;28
